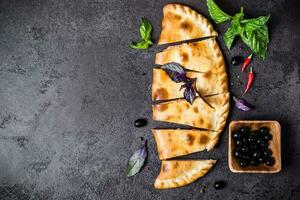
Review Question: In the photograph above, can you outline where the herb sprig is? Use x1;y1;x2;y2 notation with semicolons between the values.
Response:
130;18;153;50
207;0;270;59
161;63;199;105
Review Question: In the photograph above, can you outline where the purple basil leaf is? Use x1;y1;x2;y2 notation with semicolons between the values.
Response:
126;141;147;177
233;96;253;111
182;81;197;104
161;62;187;83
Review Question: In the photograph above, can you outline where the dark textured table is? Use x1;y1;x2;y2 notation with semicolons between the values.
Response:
0;0;299;199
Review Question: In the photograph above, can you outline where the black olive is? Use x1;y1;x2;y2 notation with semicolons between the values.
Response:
253;151;261;159
231;56;243;65
250;159;259;166
235;139;243;146
258;157;264;163
134;118;147;127
214;181;226;190
263;133;272;141
246;134;255;143
240;126;250;134
265;157;275;166
234;148;242;158
259;126;270;134
239;160;249;167
241;146;249;153
232;131;242;140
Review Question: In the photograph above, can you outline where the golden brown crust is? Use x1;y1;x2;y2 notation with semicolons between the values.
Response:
158;4;218;44
152;129;214;159
154;160;216;189
152;93;230;132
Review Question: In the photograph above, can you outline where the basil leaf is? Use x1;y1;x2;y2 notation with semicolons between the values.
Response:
207;0;232;24
240;25;269;59
126;142;147;177
180;79;197;105
233;96;253;111
130;18;153;50
224;24;238;49
223;8;244;49
140;18;152;41
242;15;270;32
129;40;150;50
161;62;187;83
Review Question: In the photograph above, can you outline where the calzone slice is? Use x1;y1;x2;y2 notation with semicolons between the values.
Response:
152;93;230;132
158;4;217;44
152;129;220;160
156;39;226;74
155;160;216;189
152;68;228;101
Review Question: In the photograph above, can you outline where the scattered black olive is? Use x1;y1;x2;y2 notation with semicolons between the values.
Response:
142;72;146;76
134;118;147;127
214;181;226;190
233;126;275;167
140;137;144;141
231;56;243;65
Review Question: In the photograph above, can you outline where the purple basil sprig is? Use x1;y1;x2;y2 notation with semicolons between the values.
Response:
161;63;198;104
233;96;253;111
161;62;188;83
126;140;147;177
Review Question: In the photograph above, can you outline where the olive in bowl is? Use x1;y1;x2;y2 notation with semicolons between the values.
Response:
228;121;281;173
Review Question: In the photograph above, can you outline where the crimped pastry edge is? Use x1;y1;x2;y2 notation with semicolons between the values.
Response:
158;3;218;44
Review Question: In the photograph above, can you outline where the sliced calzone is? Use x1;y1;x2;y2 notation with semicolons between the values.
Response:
154;160;216;189
156;39;226;74
152;68;228;101
152;129;220;160
158;4;217;44
152;93;230;132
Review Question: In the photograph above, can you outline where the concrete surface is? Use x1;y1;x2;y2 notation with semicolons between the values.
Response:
0;0;299;199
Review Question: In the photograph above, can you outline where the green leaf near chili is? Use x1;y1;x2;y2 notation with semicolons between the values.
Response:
207;0;232;24
126;141;147;177
240;24;269;59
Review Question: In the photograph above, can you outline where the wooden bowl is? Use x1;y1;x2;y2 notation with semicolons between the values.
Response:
228;120;281;173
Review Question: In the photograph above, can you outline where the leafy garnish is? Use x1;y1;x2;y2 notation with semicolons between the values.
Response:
207;0;232;24
233;96;253;111
207;0;270;59
130;18;153;50
161;62;187;83
180;79;198;104
161;63;200;104
126;141;147;177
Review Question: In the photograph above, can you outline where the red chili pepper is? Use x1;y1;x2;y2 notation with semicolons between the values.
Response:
242;54;253;72
244;67;254;93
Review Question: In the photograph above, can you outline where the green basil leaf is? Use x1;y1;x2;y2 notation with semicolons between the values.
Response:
207;0;232;24
129;40;150;50
126;142;147;177
139;18;152;41
242;15;270;32
224;25;238;49
240;25;269;59
223;8;244;49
